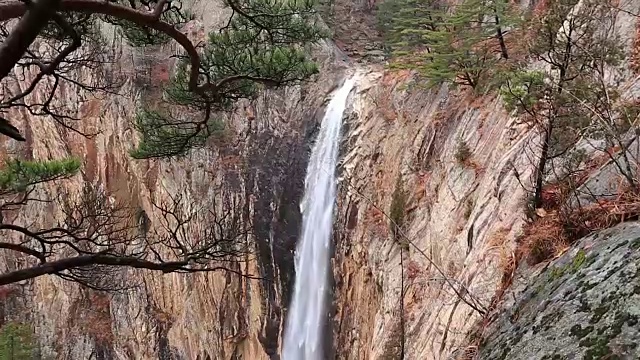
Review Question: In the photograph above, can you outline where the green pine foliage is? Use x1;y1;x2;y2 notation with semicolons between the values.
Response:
0;323;36;360
0;158;80;193
503;0;626;144
499;70;546;115
528;0;623;84
377;0;442;53
127;0;325;158
130;110;226;159
379;0;519;89
496;0;640;202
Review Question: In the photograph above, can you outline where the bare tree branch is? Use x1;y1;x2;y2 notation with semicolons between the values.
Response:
0;179;260;289
0;0;61;80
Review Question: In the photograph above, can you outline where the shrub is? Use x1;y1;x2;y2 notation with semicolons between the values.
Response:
455;138;472;165
0;322;36;360
499;70;546;115
389;174;408;239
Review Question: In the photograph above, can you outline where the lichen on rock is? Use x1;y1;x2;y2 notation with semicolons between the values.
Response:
479;222;640;360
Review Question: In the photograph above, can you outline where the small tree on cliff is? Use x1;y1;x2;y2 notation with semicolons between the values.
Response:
380;0;519;88
0;322;36;360
0;322;37;360
0;0;325;157
500;0;627;209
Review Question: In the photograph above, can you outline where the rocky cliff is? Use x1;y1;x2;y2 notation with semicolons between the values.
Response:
329;1;640;358
3;0;640;359
0;2;349;357
479;222;640;360
332;68;534;359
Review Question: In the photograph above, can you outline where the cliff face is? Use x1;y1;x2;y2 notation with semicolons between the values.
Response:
0;5;349;357
479;222;640;360
332;69;536;359
330;1;640;359
3;0;640;359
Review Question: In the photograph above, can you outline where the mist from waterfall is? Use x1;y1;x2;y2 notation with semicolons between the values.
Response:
282;77;356;360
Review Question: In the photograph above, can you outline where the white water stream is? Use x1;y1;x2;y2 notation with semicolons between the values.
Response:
282;78;356;360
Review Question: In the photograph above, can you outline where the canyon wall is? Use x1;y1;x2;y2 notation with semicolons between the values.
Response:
331;1;640;359
0;2;349;357
2;0;640;359
332;68;536;359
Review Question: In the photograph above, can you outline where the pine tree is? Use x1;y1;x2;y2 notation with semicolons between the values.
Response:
0;158;80;194
0;0;326;158
501;0;629;208
0;1;321;289
0;323;36;360
380;0;520;88
377;0;442;53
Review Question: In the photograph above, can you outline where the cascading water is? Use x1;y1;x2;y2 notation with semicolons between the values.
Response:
282;77;356;360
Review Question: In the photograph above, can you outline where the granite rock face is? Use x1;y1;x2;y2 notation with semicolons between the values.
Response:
0;4;347;358
479;222;640;360
331;68;536;360
329;0;640;358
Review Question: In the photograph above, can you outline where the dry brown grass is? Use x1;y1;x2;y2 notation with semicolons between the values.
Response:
518;214;570;265
482;227;518;323
630;19;640;73
565;194;640;235
487;228;517;288
518;183;640;266
513;140;640;265
455;313;493;360
455;345;479;360
486;227;510;249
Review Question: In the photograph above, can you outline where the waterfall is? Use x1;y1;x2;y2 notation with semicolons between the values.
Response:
282;77;356;360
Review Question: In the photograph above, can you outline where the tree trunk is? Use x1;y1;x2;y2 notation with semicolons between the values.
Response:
533;123;552;209
0;0;60;81
494;16;509;59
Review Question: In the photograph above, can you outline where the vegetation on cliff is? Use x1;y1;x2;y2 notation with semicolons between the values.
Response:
0;159;255;289
379;0;640;263
0;158;80;194
0;0;324;157
0;322;36;360
379;0;519;89
0;0;324;288
376;0;640;356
